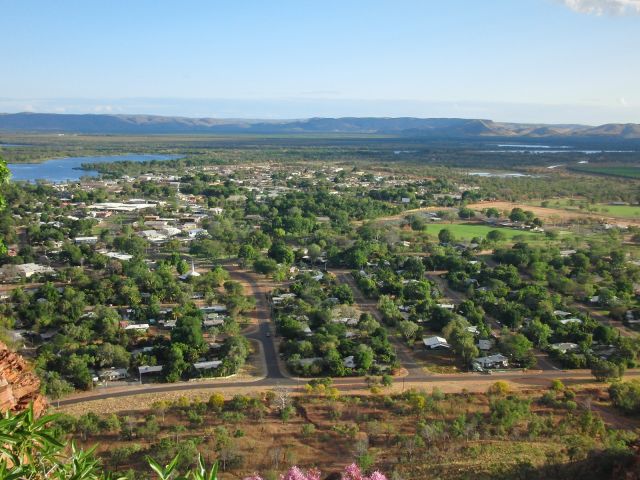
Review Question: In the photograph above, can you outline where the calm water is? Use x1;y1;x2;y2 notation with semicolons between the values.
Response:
7;154;182;182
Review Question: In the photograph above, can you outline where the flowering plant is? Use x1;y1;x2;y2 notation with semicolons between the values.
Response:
243;463;387;480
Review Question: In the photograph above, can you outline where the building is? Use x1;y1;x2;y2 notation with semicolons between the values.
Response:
0;263;55;281
193;360;222;370
138;365;164;376
473;354;509;369
550;343;579;354
103;252;134;261
423;336;451;349
98;368;129;381
180;261;201;280
123;323;149;331
559;318;582;325
74;236;98;245
477;339;494;351
343;356;356;369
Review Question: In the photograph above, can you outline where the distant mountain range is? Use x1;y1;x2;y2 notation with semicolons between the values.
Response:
1;112;640;139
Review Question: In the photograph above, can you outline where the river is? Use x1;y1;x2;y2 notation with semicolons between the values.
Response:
6;154;182;182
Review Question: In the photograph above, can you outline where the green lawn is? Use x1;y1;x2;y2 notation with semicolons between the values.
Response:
535;199;640;219
430;222;541;241
571;165;640;179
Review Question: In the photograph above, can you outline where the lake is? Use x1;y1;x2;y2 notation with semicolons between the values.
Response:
7;154;183;183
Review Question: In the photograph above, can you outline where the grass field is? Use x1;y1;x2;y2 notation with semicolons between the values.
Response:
539;199;640;219
572;165;640;179
429;222;541;240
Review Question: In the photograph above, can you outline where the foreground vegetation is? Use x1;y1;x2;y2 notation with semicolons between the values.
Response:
7;380;639;479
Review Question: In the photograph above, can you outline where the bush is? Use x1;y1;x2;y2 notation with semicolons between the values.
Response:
487;381;510;396
591;358;625;382
301;423;316;437
609;380;640;414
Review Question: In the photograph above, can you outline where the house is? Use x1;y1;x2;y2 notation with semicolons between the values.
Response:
186;228;208;239
103;252;133;261
138;365;164;376
124;323;149;331
333;317;359;326
180;261;201;280
193;360;222;370
559;317;582;325
131;346;154;355
437;303;455;310
423;336;451;349
138;230;168;243
477;339;495;351
74;236;98;245
473;354;509;369
297;357;323;367
550;342;579;354
343;356;356;369
98;368;129;381
0;263;55;281
159;227;182;237
200;305;227;314
203;314;226;327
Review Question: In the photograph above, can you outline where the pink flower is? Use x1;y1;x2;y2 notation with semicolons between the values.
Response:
280;466;321;480
343;463;362;480
368;473;388;480
342;463;387;480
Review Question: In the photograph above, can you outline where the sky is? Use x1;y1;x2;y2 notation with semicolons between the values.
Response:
1;0;639;124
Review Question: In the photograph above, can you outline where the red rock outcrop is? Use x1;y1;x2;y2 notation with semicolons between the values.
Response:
0;341;47;416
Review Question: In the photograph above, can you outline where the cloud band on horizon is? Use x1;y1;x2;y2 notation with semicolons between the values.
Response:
558;0;640;15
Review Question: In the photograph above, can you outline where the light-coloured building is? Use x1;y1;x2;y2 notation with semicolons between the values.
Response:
423;336;451;349
0;263;55;280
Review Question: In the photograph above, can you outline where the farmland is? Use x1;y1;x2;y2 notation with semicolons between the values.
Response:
572;165;640;179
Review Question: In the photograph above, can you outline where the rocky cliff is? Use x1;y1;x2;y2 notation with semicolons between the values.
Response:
0;341;47;415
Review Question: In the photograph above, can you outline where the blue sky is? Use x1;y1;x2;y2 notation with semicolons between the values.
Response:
1;0;639;124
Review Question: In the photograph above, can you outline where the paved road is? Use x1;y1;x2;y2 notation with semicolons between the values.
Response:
57;368;640;407
225;265;285;380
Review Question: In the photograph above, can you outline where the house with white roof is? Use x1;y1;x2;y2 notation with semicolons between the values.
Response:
423;336;451;349
473;354;509;369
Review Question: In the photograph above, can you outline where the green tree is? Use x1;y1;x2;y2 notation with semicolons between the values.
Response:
354;344;374;371
499;333;536;368
591;358;624;382
163;344;189;382
171;305;205;351
438;228;455;244
486;230;506;243
609;380;640;414
268;241;295;264
399;320;420;342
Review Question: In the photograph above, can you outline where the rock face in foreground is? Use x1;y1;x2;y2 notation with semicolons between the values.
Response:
0;341;46;415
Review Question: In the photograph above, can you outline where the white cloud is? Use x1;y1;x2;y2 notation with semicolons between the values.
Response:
93;105;114;113
558;0;640;15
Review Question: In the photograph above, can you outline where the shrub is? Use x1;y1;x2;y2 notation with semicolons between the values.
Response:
487;381;510;396
609;380;640;414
